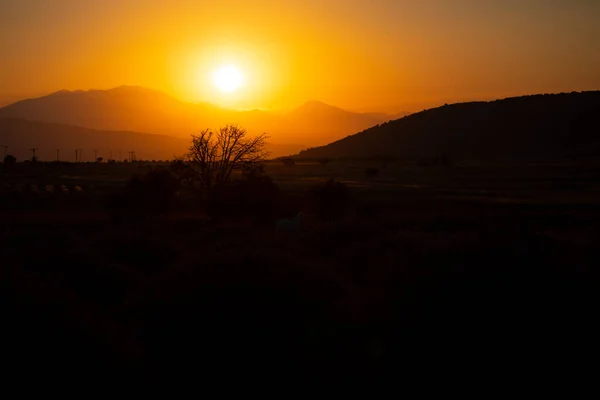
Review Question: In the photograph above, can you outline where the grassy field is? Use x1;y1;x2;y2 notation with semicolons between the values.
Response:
1;159;599;385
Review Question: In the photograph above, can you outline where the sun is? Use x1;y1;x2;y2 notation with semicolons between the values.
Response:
212;64;244;93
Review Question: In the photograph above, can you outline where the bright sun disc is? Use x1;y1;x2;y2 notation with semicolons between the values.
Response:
212;65;243;93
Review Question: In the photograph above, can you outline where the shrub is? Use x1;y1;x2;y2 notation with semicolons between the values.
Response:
102;234;179;274
317;158;331;167
281;157;296;167
416;157;435;167
440;153;452;167
310;178;349;220
206;165;280;223
2;154;17;173
365;168;379;178
106;168;179;223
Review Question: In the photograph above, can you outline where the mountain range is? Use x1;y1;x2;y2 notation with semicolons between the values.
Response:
2;87;598;163
0;86;406;154
296;91;600;162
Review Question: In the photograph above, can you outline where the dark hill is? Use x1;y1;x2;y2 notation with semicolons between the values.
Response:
296;91;600;162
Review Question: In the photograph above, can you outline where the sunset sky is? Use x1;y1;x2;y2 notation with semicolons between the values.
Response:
1;0;599;112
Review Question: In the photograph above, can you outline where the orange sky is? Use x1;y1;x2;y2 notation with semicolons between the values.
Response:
1;0;599;112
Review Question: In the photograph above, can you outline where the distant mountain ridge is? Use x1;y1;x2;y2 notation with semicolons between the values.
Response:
283;100;401;145
0;86;217;135
295;91;600;162
0;86;400;147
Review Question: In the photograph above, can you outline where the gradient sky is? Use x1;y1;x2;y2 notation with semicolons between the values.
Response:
1;0;599;112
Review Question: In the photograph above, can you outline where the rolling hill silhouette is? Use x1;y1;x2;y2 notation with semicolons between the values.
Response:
0;86;399;147
295;91;600;162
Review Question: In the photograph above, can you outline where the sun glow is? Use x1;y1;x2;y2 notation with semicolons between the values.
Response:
212;65;244;93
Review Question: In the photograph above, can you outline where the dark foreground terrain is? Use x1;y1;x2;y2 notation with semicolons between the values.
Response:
1;160;599;388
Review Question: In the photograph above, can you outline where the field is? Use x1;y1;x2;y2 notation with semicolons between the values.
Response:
2;159;600;385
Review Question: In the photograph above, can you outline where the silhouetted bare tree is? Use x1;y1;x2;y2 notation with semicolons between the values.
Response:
176;125;268;192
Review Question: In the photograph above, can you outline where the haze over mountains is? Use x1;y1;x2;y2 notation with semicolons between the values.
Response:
0;86;404;157
0;118;189;162
2;88;598;163
296;91;600;163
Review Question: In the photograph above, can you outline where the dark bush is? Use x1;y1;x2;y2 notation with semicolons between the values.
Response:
102;235;179;274
318;158;331;167
416;157;435;167
440;153;452;167
106;168;179;223
281;157;296;167
310;178;349;220
2;154;17;173
416;155;451;167
206;165;280;223
365;168;379;178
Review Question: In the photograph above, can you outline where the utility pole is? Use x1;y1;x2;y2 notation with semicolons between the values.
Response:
1;145;7;159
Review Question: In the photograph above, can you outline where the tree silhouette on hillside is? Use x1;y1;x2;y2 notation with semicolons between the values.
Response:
173;125;269;193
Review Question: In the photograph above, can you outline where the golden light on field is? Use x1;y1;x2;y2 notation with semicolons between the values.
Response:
212;65;244;94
